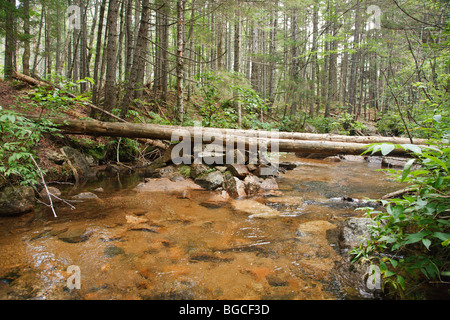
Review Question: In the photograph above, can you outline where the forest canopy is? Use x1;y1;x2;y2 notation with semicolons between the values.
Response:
0;0;449;134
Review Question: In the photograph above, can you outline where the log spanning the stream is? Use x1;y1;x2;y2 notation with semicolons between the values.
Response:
149;123;428;146
41;118;424;157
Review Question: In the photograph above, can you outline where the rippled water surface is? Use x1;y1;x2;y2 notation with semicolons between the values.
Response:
0;155;403;300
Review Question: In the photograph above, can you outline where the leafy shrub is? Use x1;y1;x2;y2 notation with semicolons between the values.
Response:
29;78;94;116
351;115;450;297
194;71;269;129
305;113;367;135
0;109;59;186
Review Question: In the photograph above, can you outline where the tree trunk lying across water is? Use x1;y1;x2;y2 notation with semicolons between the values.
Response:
150;123;428;146
37;117;424;157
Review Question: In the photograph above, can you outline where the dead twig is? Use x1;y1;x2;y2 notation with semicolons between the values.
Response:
29;154;57;218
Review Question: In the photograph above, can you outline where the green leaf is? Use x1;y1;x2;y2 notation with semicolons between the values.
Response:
421;145;442;153
432;232;450;242
405;231;431;244
401;144;422;155
401;159;416;182
389;258;398;268
432;114;442;123
384;270;396;278
425;155;448;172
397;275;405;291
422;238;432;250
379;260;387;272
390;205;404;222
368;144;381;155
381;143;395;156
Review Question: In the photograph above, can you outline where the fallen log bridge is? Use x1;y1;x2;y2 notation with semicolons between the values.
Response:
43;118;426;158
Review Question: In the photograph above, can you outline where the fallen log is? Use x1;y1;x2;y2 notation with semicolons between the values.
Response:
40;117;418;157
11;71;51;88
148;124;429;146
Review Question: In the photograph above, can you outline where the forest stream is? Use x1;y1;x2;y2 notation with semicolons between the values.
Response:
0;155;403;300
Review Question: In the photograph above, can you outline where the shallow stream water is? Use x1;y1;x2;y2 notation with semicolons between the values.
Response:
0;155;403;300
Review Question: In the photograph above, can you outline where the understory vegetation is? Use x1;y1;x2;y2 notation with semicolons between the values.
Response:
352;116;449;298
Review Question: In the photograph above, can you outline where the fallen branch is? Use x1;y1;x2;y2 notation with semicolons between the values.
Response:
381;187;416;200
29;154;57;218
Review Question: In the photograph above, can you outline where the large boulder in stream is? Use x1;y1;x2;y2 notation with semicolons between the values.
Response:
338;217;375;252
0;186;35;217
189;164;210;179
61;146;96;180
223;172;246;198
194;171;224;190
334;217;385;299
227;164;250;179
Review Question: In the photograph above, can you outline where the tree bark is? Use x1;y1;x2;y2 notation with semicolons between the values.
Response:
103;0;120;118
233;1;242;127
348;0;361;114
268;1;278;109
79;0;88;92
4;0;16;79
309;0;319;117
176;0;186;122
91;0;107;109
22;0;31;76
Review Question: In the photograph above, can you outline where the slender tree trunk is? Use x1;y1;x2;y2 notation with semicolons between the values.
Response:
309;1;319;117
216;14;224;70
117;0;125;84
86;0;99;74
176;0;186;122
55;2;61;77
125;0;134;74
22;0;31;76
290;8;299;116
79;0;88;92
233;3;240;74
161;0;170;102
103;0;120;117
45;6;52;77
233;1;242;128
186;0;196;101
348;0;361;114
250;24;260;92
268;2;278;110
92;0;107;109
4;0;15;79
